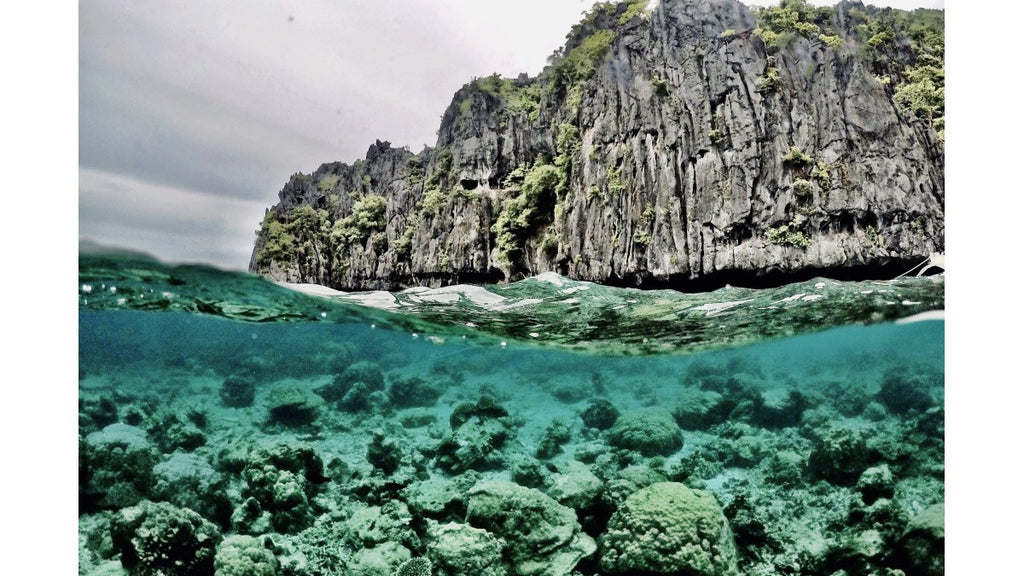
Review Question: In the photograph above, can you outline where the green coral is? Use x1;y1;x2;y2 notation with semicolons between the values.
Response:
599;482;739;576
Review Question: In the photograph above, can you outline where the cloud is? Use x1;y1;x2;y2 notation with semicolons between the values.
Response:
79;167;268;269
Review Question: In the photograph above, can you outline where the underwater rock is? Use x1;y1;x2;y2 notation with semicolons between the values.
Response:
230;497;273;535
759;449;806;488
348;541;412;576
367;428;404;475
79;513;119;574
546;460;603;511
436;397;515;473
509;455;551;489
750;389;809;429
399;409;438;429
607;409;683;457
856;464;896;505
239;443;329;534
579;398;619;431
345;500;421;551
401;472;479;519
149;414;207;452
82;423;158;510
316;360;387;411
891;503;944;576
550;381;591;404
425;521;507;576
81;559;127;576
389;375;442;408
435;419;512;473
213;535;279;576
819;528;888;576
79;393;119;434
599;482;739;576
267;381;323;427
449;395;509;428
722;494;768;553
466;479;596;576
807;424;873;485
877;370;936;415
672;390;736;431
152;452;229;526
220;375;256;408
600;465;668;509
109;499;222;576
536;419;573;459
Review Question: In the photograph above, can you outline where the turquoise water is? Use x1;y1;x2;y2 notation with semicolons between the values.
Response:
78;253;944;576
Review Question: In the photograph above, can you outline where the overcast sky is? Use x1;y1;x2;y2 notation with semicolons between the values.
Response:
78;0;945;271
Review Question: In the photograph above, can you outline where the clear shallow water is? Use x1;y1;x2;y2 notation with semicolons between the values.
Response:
78;253;944;576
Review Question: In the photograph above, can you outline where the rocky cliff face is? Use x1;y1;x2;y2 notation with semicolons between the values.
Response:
250;0;944;291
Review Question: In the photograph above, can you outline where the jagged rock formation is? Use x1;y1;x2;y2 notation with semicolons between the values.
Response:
250;0;944;291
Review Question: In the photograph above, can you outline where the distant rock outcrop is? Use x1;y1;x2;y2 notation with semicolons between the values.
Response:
250;0;944;290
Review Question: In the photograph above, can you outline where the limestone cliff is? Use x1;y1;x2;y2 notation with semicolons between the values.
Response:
250;0;944;290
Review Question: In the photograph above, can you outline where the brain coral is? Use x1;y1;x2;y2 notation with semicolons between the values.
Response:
607;408;683;456
599;482;738;576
